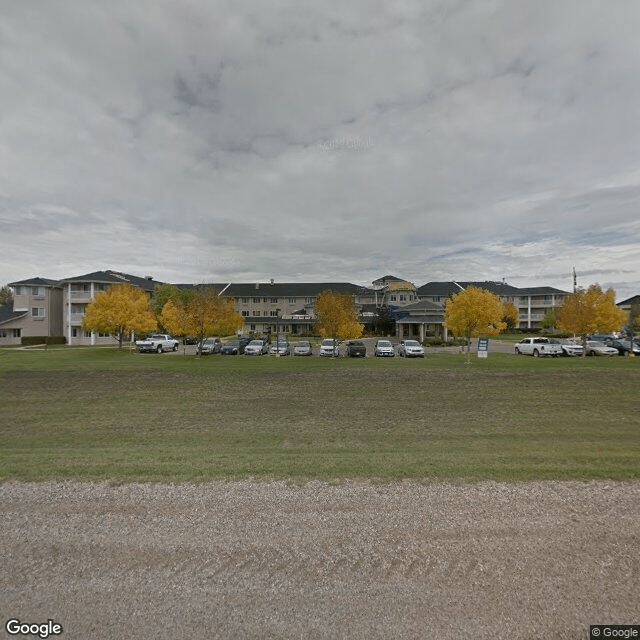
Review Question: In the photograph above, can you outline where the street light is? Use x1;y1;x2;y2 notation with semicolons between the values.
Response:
275;308;280;357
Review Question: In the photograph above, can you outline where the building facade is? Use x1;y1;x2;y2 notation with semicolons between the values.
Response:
0;278;63;345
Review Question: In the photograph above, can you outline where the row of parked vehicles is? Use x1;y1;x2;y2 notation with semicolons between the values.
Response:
192;336;427;358
514;335;640;357
135;335;427;357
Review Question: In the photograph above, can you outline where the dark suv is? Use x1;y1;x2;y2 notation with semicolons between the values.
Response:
345;340;367;357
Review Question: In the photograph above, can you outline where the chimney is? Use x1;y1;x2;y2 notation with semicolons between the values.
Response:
270;278;274;285
255;282;259;290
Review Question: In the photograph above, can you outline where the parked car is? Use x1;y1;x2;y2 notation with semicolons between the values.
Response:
270;339;290;355
549;338;583;357
374;339;395;357
183;336;198;345
603;338;640;356
345;340;366;357
585;340;619;357
135;334;180;353
319;338;340;357
244;339;269;355
199;337;222;355
397;339;425;358
588;333;617;342
514;337;562;357
293;340;313;356
220;337;251;355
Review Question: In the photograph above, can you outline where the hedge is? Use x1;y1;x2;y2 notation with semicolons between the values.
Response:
21;336;66;346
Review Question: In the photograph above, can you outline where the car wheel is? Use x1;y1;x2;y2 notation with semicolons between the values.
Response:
156;345;163;353
533;349;539;357
515;347;520;355
588;350;595;356
173;344;178;351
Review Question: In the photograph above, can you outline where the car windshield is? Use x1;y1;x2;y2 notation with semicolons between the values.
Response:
588;341;605;346
378;341;392;347
226;341;239;347
321;339;335;346
351;341;364;346
248;340;262;346
405;341;420;346
297;341;310;347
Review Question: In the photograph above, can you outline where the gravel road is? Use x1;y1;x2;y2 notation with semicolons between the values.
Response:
1;480;638;639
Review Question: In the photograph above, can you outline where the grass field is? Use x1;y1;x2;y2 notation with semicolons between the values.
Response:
1;347;639;482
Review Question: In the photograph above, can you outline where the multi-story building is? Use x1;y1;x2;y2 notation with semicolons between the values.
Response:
185;281;375;335
58;270;161;345
417;281;569;330
0;278;63;345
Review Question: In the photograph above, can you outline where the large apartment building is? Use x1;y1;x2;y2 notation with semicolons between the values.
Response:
1;269;576;346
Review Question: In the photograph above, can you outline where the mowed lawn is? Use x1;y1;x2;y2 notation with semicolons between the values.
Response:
1;347;639;482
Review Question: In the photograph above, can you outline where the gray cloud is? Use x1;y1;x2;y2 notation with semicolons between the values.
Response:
1;1;640;299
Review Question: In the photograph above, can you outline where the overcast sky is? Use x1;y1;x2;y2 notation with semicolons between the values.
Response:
2;1;640;298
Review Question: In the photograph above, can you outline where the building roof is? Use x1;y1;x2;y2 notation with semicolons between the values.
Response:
517;286;570;295
0;302;27;326
8;277;60;287
200;282;374;298
417;281;567;298
58;270;163;292
372;275;407;285
617;295;640;306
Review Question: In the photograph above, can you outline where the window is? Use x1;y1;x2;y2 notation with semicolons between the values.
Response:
270;310;278;316
253;297;260;303
84;331;92;338
71;327;79;337
288;298;296;303
253;310;260;316
305;297;313;304
14;286;24;295
263;297;268;303
71;303;85;315
31;307;46;317
270;298;278;303
32;286;45;296
94;283;109;292
242;298;249;303
13;329;21;338
250;324;256;331
241;310;249;317
71;284;91;295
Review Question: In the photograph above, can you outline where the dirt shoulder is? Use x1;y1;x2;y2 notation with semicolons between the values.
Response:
1;480;638;639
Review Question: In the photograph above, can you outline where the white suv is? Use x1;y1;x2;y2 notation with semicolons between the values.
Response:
374;339;395;357
319;338;340;357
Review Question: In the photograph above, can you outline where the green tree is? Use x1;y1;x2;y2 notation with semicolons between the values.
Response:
556;284;627;356
82;283;157;349
541;307;558;331
160;286;243;355
315;291;364;354
0;285;13;306
444;286;507;361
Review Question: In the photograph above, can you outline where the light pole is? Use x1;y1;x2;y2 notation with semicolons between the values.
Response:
275;308;280;357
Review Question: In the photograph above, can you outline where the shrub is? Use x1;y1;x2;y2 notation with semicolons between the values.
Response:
21;336;66;346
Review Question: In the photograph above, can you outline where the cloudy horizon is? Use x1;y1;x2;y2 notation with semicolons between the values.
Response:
2;1;639;299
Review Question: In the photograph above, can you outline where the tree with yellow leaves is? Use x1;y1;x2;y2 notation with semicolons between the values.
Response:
314;291;364;354
556;284;626;356
444;286;507;360
82;283;157;349
502;302;519;331
160;286;243;355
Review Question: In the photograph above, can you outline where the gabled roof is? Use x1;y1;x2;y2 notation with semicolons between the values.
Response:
0;302;27;326
372;275;406;285
618;295;640;306
397;299;445;312
8;277;60;287
58;270;163;292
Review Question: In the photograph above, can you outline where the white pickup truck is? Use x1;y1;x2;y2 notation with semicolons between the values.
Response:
514;337;563;357
135;334;180;353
